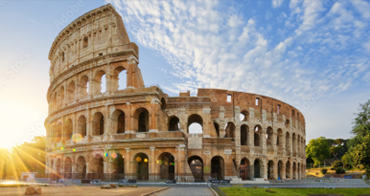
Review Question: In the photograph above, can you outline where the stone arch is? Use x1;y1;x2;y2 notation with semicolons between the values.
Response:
254;125;262;146
168;116;180;131
133;107;149;132
240;110;249;121
286;160;291;179
293;162;297;179
298;162;301;179
267;160;274;180
64;157;72;179
188;114;203;134
94;70;106;94
157;152;175;180
292;133;296;155
133;153;149;180
278;160;283;180
266;127;273;146
79;75;89;98
211;156;224;180
225;122;236;141
55;158;62;176
214;122;220;137
277;128;283;146
91;154;104;179
77;115;87;137
253;158;262;178
92;112;104;136
111;152;125;180
285;119;290;128
111;109;125;134
67;81;75;102
240;124;249;145
188;156;203;181
64;118;73;141
55;123;62;143
240;158;251;180
286;132;290;151
83;36;88;48
113;66;126;91
59;86;65;106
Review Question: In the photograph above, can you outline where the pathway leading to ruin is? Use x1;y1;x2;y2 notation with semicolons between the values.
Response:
154;186;214;196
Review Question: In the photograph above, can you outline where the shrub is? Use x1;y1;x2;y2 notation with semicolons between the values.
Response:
335;167;345;174
321;168;328;174
332;160;342;169
330;168;335;171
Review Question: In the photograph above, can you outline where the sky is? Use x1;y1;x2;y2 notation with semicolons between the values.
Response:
0;0;370;148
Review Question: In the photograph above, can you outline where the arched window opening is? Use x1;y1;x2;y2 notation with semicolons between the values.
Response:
241;125;248;145
117;113;125;134
91;155;104;178
67;81;75;102
158;153;175;180
240;110;249;121
285;120;290;128
254;159;261;178
64;119;73;141
225;122;235;141
266;127;273;146
94;70;106;94
113;66;126;91
292;133;296;154
112;110;125;134
76;156;86;179
214;122;220;137
286;161;291;179
277;129;283;146
254;125;261;146
92;112;104;136
133;108;149;132
83;37;88;48
134;153;149;180
278;161;283;180
161;98;166;110
101;74;107;93
292;109;295;117
240;158;251;180
286;132;290;150
293;162;297;179
188;156;203;181
64;157;72;179
188;114;203;134
55;123;62;143
55;159;62;175
168;116;180;131
268;160;274;180
61;52;65;62
59;87;64;106
52;92;57;110
211;156;224;180
79;76;89;98
112;153;124;180
77;115;87;137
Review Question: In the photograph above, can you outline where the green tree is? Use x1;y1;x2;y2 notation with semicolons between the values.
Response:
341;152;352;169
306;137;331;166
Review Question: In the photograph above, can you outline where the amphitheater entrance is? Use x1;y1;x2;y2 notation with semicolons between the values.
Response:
286;161;291;179
293;162;297;179
90;156;104;180
112;153;124;180
64;157;72;179
158;153;175;180
188;156;203;182
211;156;224;180
267;160;274;180
134;153;149;180
254;159;261;178
278;161;283;180
76;156;86;179
240;158;251;180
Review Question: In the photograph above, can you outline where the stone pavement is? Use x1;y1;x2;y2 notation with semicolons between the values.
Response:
153;186;214;196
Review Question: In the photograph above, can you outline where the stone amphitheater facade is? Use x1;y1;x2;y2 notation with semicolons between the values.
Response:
45;4;306;182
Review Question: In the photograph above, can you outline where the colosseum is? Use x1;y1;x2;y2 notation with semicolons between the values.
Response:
44;4;306;183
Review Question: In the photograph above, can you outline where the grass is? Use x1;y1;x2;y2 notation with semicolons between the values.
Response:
219;187;370;196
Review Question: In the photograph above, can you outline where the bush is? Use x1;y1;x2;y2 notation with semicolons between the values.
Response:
331;168;335;171
321;168;328;174
335;167;346;174
332;160;342;169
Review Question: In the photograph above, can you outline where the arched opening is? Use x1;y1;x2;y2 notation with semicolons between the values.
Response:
292;133;296;155
112;153;125;180
278;161;283;180
225;122;235;141
240;125;248;145
76;156;86;179
64;157;72;179
158;153;175;180
91;155;104;180
67;81;75;102
83;37;88;48
298;162;301;179
277;129;283;146
64;119;73;141
268;160;274;180
211;156;224;180
134;108;149;132
240;158;251;180
77;115;87;137
55;158;62;176
133;153;149;180
254;159;261;178
286;161;291;179
240;110;249;121
254;125;261;146
214;122;220;137
111;110;125;134
161;98;166;110
285;119;290;128
79;75;89;98
188;156;203;181
297;136;301;156
266;127;273;146
188;114;203;134
286;132;290;151
293;162;297;179
94;70;106;94
55;123;62;143
168;116;180;131
113;66;126;91
59;87;64;106
52;92;57;110
92;112;104;136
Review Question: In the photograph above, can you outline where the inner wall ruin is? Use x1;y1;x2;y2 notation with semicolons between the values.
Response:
44;4;306;182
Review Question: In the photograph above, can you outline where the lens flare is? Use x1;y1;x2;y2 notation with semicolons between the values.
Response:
144;158;148;162
72;134;83;143
136;157;141;162
111;153;117;159
73;149;76;152
60;147;64;150
104;152;108;157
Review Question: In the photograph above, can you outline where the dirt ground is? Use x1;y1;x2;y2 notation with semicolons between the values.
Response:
0;186;167;196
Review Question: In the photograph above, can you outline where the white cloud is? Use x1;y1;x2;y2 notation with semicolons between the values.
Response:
351;0;370;19
295;0;325;35
272;0;284;8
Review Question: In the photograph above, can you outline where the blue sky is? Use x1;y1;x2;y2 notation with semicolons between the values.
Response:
0;0;370;147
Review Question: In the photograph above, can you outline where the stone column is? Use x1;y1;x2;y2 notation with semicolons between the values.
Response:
149;147;156;180
282;162;286;180
125;148;131;179
263;158;267;180
273;161;278;180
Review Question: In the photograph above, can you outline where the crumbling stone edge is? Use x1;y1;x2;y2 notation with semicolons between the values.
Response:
140;187;170;196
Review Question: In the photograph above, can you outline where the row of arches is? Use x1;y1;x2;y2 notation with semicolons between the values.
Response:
50;66;127;111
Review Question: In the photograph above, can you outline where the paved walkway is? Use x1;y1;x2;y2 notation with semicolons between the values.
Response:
154;187;214;196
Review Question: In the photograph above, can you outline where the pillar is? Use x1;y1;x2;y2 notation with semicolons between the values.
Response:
149;147;156;180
